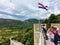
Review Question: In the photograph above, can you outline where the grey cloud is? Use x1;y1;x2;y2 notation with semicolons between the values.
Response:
0;11;26;19
0;0;60;20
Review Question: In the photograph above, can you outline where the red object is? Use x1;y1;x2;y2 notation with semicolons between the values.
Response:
49;31;54;35
53;30;57;33
50;42;55;45
57;30;60;34
38;3;44;6
45;6;48;8
38;3;48;8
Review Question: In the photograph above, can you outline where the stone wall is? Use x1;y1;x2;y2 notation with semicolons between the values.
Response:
51;23;60;28
34;24;46;45
10;40;24;45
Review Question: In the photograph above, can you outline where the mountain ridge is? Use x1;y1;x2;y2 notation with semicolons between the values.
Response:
0;18;42;30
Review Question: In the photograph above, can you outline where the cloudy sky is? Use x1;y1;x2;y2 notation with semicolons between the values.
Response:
0;0;60;20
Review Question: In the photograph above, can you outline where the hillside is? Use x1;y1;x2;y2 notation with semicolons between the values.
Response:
0;18;39;45
0;18;39;30
1;14;60;45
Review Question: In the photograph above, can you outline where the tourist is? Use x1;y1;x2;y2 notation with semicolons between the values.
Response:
53;27;60;45
41;24;48;40
47;27;55;45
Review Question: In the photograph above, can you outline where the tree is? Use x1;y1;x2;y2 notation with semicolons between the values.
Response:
49;14;58;23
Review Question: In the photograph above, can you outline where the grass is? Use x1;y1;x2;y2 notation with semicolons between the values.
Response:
0;29;21;45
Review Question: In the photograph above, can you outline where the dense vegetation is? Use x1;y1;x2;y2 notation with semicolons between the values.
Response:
0;19;38;45
43;14;60;28
0;14;60;45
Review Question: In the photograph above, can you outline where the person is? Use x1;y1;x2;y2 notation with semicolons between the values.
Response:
41;24;48;40
47;27;55;45
49;27;60;45
53;27;60;45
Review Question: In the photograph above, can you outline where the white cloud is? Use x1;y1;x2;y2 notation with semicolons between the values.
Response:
0;14;16;19
0;0;60;20
0;0;15;10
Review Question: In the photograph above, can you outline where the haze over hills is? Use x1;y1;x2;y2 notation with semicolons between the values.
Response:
0;14;59;31
0;14;60;30
0;18;41;29
1;14;60;45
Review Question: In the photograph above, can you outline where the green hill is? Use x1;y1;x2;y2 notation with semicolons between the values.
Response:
1;14;60;45
0;18;39;45
0;18;39;30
